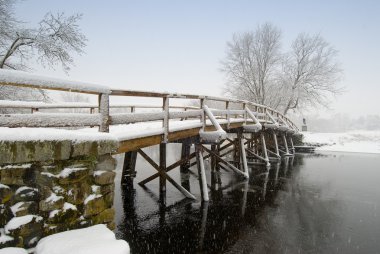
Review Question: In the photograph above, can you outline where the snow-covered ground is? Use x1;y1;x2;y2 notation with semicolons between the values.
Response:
0;225;129;254
302;130;380;154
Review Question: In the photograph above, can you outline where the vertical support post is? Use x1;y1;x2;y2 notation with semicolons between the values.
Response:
211;144;217;172
122;151;137;184
180;140;191;173
180;139;192;193
159;143;167;204
216;143;221;172
240;136;249;178
260;132;270;167
234;137;240;167
226;101;230;129
242;103;247;124
200;98;205;130
289;136;295;154
162;96;169;143
183;107;188;121
273;132;280;157
98;93;110;132
195;144;209;202
282;133;290;155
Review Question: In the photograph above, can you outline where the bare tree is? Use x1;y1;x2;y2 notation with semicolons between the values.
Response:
221;23;282;107
0;0;87;101
281;33;342;114
221;24;342;115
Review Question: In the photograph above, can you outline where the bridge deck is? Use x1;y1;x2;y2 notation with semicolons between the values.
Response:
115;118;250;153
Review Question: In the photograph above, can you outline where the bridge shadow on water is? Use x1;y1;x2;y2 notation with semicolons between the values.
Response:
113;144;308;254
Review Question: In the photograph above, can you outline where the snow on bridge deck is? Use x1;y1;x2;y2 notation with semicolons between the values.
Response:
0;118;251;153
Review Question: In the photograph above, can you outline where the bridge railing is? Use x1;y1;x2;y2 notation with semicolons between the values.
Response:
0;70;298;137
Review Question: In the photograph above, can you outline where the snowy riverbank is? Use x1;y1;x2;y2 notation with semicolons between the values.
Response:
0;225;130;254
301;130;380;154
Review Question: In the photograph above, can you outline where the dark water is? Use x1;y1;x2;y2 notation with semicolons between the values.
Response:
113;145;380;254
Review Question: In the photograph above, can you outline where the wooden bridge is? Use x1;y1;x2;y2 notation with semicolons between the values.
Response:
0;70;299;203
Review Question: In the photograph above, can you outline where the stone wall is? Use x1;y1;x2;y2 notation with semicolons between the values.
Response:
0;138;118;249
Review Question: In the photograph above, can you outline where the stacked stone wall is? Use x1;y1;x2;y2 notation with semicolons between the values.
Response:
0;139;118;249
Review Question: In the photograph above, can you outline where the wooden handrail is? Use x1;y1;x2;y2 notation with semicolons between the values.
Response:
0;70;299;133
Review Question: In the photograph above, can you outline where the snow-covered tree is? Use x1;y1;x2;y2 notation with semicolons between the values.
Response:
0;0;87;101
221;23;282;108
221;23;342;115
281;33;342;114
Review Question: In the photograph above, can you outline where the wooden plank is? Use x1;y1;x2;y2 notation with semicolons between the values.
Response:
168;128;200;142
110;89;170;97
0;113;100;128
0;82;103;95
117;135;162;153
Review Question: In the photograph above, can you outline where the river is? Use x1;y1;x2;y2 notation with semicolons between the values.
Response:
113;144;380;254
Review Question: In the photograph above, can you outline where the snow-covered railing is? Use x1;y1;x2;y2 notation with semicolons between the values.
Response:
0;70;299;137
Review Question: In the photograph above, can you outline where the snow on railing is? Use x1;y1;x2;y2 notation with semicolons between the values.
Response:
0;70;299;139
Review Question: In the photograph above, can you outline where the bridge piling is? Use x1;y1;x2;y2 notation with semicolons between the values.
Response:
121;151;137;185
195;144;209;202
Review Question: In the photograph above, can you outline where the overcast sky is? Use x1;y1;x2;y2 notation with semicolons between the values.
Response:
15;0;380;117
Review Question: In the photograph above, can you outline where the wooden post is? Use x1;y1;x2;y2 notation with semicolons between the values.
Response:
122;151;137;184
289;136;295;154
159;143;166;203
195;144;209;202
98;93;109;132
273;132;280;157
282;133;290;155
200;98;205;130
242;103;247;124
240;136;249;178
260;132;270;167
180;140;191;173
226;101;230;129
234;137;240;167
211;144;217;172
162;96;169;143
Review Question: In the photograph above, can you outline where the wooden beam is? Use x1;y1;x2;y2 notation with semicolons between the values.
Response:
137;149;159;170
122;151;137;184
138;152;196;185
159;143;166;201
195;144;209;201
202;145;247;178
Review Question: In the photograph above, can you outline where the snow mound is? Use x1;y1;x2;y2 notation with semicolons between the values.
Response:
302;130;380;154
0;248;27;254
35;224;130;254
5;215;42;234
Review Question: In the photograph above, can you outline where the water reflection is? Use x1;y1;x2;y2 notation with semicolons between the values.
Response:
114;149;380;254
